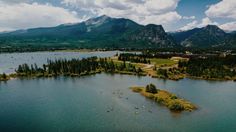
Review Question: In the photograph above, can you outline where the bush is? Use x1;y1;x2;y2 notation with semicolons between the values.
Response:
157;69;168;78
169;102;184;111
2;73;7;79
146;84;158;94
171;95;178;99
155;97;164;104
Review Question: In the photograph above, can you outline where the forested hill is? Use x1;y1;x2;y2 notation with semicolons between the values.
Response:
0;15;235;50
225;32;236;48
170;25;236;48
0;15;177;49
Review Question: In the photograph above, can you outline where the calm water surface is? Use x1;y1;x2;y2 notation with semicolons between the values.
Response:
0;52;236;132
0;51;123;74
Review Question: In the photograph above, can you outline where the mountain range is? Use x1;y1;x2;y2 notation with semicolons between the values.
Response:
170;25;235;48
0;15;235;49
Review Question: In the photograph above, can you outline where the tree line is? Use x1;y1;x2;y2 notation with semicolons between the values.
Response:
179;55;236;79
15;57;143;77
118;53;151;64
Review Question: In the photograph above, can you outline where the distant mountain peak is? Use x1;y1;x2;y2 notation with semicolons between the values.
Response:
98;15;110;19
205;25;219;29
202;25;226;37
204;25;224;32
179;25;227;47
145;24;164;31
85;15;112;26
0;15;179;49
145;24;163;28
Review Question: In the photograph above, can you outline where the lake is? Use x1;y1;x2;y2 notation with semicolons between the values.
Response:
0;51;124;74
0;52;236;132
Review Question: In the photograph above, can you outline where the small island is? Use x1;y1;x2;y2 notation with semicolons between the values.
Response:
130;84;197;112
0;73;10;81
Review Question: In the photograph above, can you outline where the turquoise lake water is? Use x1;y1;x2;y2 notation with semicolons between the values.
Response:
0;52;236;132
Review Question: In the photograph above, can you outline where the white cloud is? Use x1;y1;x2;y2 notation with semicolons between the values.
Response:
180;20;198;31
198;17;218;27
180;16;236;32
205;0;236;31
220;21;236;31
140;12;182;25
206;0;236;19
0;0;30;3
144;0;179;14
0;2;80;32
183;16;195;20
180;17;218;31
62;0;182;26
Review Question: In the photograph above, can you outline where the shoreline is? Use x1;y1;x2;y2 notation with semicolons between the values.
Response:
2;71;236;82
0;49;117;54
1;55;236;82
130;86;197;112
0;48;142;54
151;74;236;82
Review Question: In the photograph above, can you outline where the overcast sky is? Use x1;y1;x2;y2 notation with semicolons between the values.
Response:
0;0;235;32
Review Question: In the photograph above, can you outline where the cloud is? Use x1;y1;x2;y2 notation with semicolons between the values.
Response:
198;17;218;27
206;0;236;19
0;0;30;3
180;20;198;31
140;12;182;25
220;21;236;31
181;17;236;32
204;0;236;31
0;2;80;32
183;16;195;20
180;17;218;31
62;0;182;26
144;0;179;14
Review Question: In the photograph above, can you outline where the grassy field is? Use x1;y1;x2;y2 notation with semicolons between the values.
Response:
111;57;177;66
150;58;177;66
110;57;179;77
110;57;147;68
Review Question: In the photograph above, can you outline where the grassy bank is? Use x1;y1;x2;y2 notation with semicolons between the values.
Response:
0;69;146;82
130;85;197;112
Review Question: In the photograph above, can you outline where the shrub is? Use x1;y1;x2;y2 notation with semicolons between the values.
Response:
157;69;168;78
2;73;7;79
171;95;178;99
155;97;164;104
146;84;158;94
169;102;184;111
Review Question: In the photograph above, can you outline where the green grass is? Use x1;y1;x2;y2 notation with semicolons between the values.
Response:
150;58;177;66
130;86;197;112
